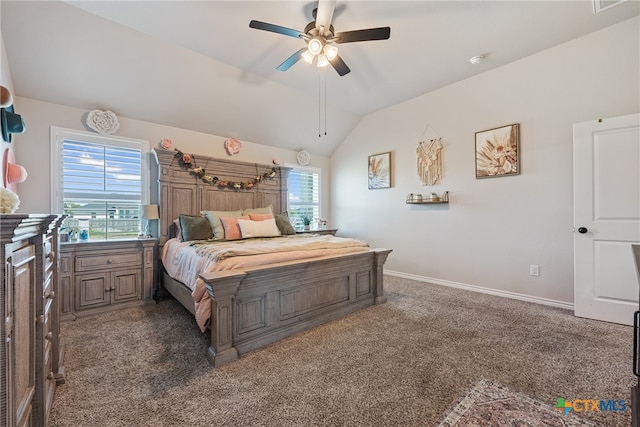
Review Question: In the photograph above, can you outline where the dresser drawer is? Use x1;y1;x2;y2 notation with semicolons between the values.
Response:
44;239;55;273
43;306;52;344
75;250;141;272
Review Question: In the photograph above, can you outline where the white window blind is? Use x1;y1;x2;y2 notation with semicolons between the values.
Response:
287;166;320;229
51;127;149;240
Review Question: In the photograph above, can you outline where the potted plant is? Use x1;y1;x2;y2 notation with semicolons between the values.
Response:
302;215;312;231
61;219;79;242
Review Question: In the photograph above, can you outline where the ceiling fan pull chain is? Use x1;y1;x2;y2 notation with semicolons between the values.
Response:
324;71;327;136
318;72;322;138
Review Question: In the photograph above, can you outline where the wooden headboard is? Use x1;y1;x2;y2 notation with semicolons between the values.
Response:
153;148;291;245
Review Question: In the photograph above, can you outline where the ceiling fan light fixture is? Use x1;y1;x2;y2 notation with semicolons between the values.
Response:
302;49;315;64
317;53;330;68
308;37;324;55
324;44;338;61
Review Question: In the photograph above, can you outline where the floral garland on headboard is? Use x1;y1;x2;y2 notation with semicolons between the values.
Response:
158;138;278;190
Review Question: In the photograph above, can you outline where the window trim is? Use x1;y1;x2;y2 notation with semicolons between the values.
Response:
50;126;150;214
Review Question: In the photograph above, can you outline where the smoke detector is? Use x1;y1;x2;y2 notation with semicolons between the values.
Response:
469;55;485;65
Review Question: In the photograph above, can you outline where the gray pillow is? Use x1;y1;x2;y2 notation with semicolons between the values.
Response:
179;214;213;241
275;214;296;235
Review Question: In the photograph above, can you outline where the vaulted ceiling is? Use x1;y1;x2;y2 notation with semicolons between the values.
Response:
2;1;638;156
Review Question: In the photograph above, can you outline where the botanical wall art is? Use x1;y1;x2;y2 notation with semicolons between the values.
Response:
416;138;443;185
475;123;519;178
368;151;391;189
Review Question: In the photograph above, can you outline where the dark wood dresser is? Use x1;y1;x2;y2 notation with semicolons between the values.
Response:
1;214;64;426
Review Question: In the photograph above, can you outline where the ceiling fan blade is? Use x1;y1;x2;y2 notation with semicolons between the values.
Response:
277;48;307;72
249;20;305;39
330;54;350;76
315;0;336;33
334;27;391;44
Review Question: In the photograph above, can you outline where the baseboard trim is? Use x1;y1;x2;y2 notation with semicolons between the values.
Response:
384;270;574;311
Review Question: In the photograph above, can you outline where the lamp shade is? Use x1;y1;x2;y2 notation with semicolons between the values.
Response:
316;54;329;68
324;44;338;61
141;204;159;220
308;37;323;55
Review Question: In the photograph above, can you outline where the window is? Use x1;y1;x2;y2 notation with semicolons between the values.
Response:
51;127;149;240
286;165;321;229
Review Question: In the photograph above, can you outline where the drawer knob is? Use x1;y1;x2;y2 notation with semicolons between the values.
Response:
47;251;55;260
45;332;53;341
45;291;56;300
107;259;113;264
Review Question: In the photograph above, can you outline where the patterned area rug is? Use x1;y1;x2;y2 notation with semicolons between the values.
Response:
434;378;600;427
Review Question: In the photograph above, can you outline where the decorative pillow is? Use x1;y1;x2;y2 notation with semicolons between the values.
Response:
248;213;274;221
173;218;183;242
274;214;296;235
220;215;250;240
202;209;243;239
238;218;281;238
179;214;213;241
242;204;273;216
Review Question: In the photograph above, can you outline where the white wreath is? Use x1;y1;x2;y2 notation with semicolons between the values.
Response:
86;110;120;135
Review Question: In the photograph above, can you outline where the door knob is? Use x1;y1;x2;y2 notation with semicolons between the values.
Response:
578;227;588;234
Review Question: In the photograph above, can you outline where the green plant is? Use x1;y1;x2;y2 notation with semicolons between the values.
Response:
60;218;79;235
302;215;312;226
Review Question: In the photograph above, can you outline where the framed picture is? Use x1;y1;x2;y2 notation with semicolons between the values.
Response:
475;123;519;178
368;151;391;189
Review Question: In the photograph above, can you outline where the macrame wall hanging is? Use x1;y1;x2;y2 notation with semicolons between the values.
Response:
416;125;444;186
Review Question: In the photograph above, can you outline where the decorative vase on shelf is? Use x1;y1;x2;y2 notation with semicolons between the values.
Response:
79;229;89;241
69;231;78;242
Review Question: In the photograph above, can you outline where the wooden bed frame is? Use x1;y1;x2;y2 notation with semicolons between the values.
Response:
153;148;391;367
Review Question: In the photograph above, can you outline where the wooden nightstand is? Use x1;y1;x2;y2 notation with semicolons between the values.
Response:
59;238;157;320
296;228;338;236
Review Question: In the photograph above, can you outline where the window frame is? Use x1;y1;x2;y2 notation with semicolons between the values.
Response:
50;126;150;238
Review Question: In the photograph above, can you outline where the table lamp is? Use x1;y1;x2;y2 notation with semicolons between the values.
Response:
141;204;159;237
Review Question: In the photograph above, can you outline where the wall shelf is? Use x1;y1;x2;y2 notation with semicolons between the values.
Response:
406;191;449;204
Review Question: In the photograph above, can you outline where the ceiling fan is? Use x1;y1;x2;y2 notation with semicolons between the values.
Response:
249;0;390;76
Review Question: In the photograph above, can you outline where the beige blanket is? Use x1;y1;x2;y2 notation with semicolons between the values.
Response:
190;234;368;262
187;235;370;331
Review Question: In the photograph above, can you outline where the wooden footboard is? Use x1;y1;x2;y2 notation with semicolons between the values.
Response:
199;248;391;367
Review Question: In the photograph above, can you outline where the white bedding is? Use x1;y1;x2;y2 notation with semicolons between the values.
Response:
161;234;371;331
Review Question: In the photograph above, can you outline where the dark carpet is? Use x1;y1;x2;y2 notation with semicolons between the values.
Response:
50;276;633;426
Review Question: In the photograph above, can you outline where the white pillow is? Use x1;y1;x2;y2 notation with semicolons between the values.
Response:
237;218;281;238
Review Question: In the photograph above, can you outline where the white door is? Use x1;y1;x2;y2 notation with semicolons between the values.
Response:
574;113;640;325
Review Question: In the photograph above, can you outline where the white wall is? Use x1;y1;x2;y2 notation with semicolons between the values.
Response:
0;35;13;104
12;97;331;218
331;17;640;305
1;35;15;187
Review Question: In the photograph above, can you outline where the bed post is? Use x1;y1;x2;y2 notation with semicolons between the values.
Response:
201;270;246;367
373;249;392;305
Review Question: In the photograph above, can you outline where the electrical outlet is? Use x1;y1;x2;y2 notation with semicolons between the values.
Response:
529;265;539;277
